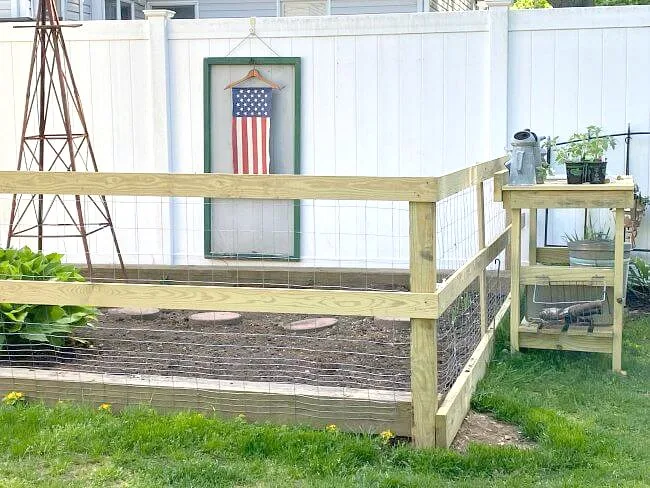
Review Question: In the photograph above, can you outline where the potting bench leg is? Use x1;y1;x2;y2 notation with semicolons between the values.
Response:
510;208;521;352
613;207;625;374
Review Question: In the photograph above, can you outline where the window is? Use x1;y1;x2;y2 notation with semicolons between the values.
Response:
146;1;198;18
281;0;328;16
104;0;134;19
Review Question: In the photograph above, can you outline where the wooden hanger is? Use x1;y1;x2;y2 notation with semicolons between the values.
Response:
224;68;281;90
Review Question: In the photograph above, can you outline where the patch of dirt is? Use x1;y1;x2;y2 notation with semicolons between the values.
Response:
451;411;536;453
1;291;506;396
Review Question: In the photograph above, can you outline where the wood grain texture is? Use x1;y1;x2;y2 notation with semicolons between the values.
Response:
437;225;510;315
436;156;510;201
493;169;508;202
519;323;613;354
508;190;634;210
0;280;438;319
510;209;521;352
529;208;537;265
409;202;438;448
0;171;438;202
520;265;614;285
435;294;510;448
536;246;569;265
613;207;625;372
0;368;413;436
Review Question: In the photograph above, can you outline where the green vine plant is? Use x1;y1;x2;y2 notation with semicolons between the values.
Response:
555;126;617;164
0;247;97;349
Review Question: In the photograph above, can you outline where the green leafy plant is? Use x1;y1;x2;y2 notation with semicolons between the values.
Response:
628;257;650;301
0;247;97;349
555;126;617;164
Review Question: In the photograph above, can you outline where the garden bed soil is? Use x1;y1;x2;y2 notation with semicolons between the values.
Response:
1;292;505;395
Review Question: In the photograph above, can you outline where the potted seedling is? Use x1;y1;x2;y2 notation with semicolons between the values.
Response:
555;126;616;184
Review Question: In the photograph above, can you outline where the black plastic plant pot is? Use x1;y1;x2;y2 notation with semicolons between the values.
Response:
565;161;586;184
585;160;607;184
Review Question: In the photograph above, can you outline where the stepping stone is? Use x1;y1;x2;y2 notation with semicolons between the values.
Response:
374;316;410;328
281;317;338;332
107;307;160;320
189;311;242;325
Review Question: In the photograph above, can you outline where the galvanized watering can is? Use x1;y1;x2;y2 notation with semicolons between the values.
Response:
506;129;542;186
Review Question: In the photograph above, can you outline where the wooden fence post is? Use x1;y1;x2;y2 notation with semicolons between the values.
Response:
510;208;521;352
409;201;437;448
476;182;488;334
613;207;625;373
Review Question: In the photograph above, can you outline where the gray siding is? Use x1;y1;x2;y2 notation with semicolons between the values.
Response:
0;0;12;18
199;0;276;18
330;0;417;14
429;0;474;11
66;0;82;19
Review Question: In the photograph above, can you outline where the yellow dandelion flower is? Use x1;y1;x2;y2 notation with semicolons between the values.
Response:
2;391;25;406
379;430;395;445
98;403;112;412
325;424;339;433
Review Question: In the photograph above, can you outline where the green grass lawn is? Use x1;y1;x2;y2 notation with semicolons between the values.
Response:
1;315;649;488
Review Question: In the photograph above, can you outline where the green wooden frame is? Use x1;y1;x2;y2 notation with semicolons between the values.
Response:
203;57;301;261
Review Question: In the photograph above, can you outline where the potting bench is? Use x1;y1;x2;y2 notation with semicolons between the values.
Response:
495;173;635;372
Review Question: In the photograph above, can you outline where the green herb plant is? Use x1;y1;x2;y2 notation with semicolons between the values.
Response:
555;126;616;164
0;247;97;349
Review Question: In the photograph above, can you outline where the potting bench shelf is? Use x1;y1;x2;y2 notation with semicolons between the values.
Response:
495;173;635;372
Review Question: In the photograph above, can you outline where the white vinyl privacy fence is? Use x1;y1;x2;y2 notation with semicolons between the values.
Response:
1;5;650;267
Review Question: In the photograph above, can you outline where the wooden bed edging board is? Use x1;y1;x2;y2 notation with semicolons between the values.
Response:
434;294;511;448
0;368;414;436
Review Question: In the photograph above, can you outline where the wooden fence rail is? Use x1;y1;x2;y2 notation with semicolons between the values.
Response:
0;155;510;448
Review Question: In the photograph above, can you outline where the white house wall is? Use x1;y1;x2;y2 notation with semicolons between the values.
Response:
0;0;11;17
198;0;277;19
330;0;418;15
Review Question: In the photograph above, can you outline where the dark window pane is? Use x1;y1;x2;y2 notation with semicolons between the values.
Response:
120;1;132;19
151;4;196;18
105;0;117;19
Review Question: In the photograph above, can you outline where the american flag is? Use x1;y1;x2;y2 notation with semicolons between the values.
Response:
231;87;272;174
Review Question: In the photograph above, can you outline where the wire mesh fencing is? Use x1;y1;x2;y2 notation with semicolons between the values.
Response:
0;169;510;436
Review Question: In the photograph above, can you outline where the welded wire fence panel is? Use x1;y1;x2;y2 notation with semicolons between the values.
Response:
0;170;508;432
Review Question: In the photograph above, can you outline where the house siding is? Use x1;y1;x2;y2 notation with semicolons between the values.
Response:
330;0;418;15
199;0;276;18
0;0;12;18
66;0;82;19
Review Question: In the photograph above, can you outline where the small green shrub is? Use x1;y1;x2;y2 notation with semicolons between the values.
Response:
628;257;650;301
0;247;97;349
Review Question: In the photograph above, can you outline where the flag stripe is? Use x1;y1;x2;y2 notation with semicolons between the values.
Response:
241;117;249;174
261;117;267;174
236;118;244;174
231;117;238;174
247;117;256;175
265;119;270;172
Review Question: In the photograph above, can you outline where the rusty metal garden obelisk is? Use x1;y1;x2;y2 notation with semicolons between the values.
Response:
6;0;127;278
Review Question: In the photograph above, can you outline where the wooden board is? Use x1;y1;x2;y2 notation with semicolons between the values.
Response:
508;190;633;210
80;264;410;291
536;246;569;265
0;368;413;436
519;322;613;354
510;209;521;351
0;280;438;319
437;225;510;316
435;294;510;448
409;202;438;447
520;265;614;285
0;156;507;203
613;207;625;372
0;171;437;202
436;156;510;201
